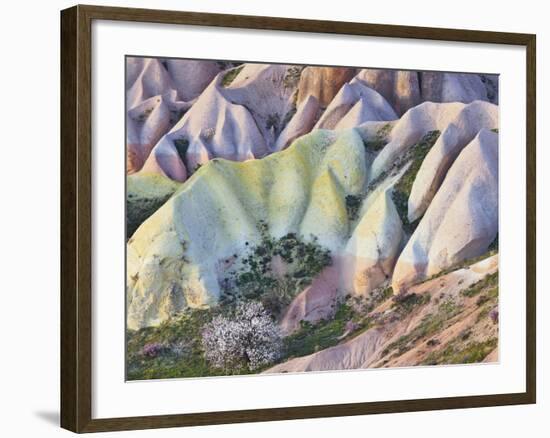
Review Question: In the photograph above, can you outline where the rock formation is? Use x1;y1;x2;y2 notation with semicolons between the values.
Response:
127;103;499;330
314;78;398;130
127;129;368;330
125;62;500;375
392;129;498;293
266;255;498;373
296;66;357;108
126;58;223;175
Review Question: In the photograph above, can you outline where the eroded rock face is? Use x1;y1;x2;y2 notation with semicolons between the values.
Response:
126;68;501;344
354;69;496;117
127;129;368;330
391;129;498;293
297;67;357;108
355;69;422;116
142;64;316;179
420;72;494;105
274;95;319;151
266;254;498;373
369;100;497;183
144;74;269;179
127;61;498;183
314;79;398;130
279;263;341;335
126;88;191;175
407;101;498;222
341;189;403;296
223;64;300;149
164;59;222;102
126;58;223;175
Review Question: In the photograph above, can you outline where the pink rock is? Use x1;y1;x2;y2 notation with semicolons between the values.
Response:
280;261;341;335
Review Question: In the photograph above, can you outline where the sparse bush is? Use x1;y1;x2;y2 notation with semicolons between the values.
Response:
391;130;441;233
345;195;362;221
201;302;283;371
141;342;166;358
283;66;304;89
363;123;392;152
221;65;244;87
226;221;332;317
391;292;430;316
173;136;189;163
489;307;499;324
266;113;280;132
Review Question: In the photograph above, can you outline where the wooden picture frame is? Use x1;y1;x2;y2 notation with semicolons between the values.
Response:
60;4;536;433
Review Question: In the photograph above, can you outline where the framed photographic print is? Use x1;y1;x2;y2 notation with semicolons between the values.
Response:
60;4;536;433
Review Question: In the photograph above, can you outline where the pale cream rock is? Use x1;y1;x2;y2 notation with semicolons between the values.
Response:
341;189;403;296
391;129;498;293
407;101;498;222
127;129;368;329
274;94;319;151
369;101;498;182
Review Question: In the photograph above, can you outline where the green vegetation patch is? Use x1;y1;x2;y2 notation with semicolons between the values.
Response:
225;221;332;317
423;237;498;283
487;233;499;251
345;194;362;222
363;123;392;152
135;107;154;123
126;174;181;239
127;304;277;380
283;287;393;360
382;297;462;358
221;65;245;87
283;66;304;89
461;272;499;298
391;130;441;234
391;292;431;317
421;337;498;365
266;113;281;132
280;93;298;132
283;301;371;359
126;308;230;380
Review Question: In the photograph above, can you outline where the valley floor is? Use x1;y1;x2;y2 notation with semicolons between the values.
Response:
126;252;498;380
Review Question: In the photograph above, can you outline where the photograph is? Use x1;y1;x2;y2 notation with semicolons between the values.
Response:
125;58;500;380
0;0;542;435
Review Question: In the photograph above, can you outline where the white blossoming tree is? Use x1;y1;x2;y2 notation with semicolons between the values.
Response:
201;301;283;372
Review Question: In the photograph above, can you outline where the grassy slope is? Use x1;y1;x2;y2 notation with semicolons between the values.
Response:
126;173;181;239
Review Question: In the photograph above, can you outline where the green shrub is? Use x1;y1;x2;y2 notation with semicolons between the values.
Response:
221;65;244;87
227;221;332;317
391;130;441;234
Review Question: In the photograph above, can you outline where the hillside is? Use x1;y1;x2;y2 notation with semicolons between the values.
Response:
125;60;499;378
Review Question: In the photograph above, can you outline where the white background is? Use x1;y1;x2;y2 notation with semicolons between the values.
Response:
0;0;546;437
93;20;526;418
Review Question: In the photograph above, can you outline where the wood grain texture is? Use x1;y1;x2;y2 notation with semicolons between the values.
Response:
60;4;537;433
525;34;536;404
60;5;78;432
